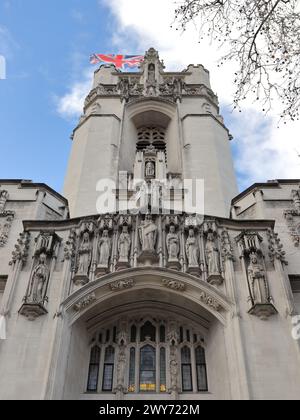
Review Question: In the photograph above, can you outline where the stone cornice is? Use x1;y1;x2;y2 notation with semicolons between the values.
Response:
181;113;231;138
62;267;233;326
22;213;275;232
71;113;121;139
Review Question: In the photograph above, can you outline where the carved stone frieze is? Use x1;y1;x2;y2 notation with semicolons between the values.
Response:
10;232;31;266
110;279;135;292
0;213;14;247
199;292;222;312
162;279;186;291
73;293;96;312
267;229;288;265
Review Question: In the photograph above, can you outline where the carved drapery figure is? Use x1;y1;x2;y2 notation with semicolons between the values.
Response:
98;229;111;267
27;253;49;304
248;253;269;305
0;190;8;213
166;225;180;261
77;232;92;276
118;226;131;263
116;343;127;391
205;233;221;276
139;215;157;252
145;161;155;178
186;229;199;267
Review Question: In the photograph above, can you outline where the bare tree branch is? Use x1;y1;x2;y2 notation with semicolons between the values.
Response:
174;0;300;121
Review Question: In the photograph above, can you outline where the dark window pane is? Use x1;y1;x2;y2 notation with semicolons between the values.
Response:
196;347;208;392
105;346;115;363
181;347;191;364
186;330;190;342
197;365;208;392
182;365;193;392
87;364;100;392
160;325;166;342
106;329;110;343
195;347;206;365
140;345;156;392
160;348;166;392
113;327;117;343
131;325;137;343
180;327;184;343
141;321;156;342
87;346;101;392
128;348;136;393
102;364;114;391
90;346;101;364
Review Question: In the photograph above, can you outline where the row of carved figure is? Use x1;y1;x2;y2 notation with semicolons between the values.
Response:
72;215;225;286
8;215;288;321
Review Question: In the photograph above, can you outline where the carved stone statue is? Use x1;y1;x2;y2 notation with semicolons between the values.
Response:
0;190;8;213
170;358;179;391
118;226;131;263
205;233;221;276
98;229;111;267
77;232;92;276
27;253;49;304
139;215;157;252
115;343;127;392
186;229;199;267
145;161;155;178
166;225;180;261
248;253;269;305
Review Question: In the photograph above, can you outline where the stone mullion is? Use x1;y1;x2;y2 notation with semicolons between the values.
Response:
191;345;197;393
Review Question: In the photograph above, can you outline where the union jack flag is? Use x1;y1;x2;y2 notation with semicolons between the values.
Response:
90;54;144;70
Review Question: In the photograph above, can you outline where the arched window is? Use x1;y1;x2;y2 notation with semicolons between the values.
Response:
87;320;208;395
87;346;101;392
160;325;166;342
131;325;137;343
160;348;167;392
128;348;136;393
140;345;156;392
181;347;193;392
195;347;208;392
102;346;115;392
140;321;156;342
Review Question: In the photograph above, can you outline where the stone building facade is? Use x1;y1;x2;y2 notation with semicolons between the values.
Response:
0;49;299;400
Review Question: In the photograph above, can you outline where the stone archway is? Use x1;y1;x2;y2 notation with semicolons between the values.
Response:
46;268;233;400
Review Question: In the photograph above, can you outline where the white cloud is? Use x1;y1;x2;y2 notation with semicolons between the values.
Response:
55;69;93;120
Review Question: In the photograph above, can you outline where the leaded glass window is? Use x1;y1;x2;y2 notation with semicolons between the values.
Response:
196;347;208;392
87;346;101;392
160;348;167;392
102;346;115;392
140;345;156;392
181;347;193;392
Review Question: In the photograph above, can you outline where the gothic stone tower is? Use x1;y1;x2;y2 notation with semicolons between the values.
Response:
0;49;300;401
64;48;238;218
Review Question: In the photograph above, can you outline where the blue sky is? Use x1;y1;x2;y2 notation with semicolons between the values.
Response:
0;0;299;195
0;0;114;192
